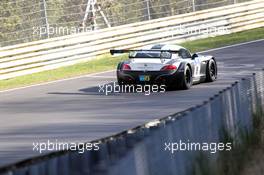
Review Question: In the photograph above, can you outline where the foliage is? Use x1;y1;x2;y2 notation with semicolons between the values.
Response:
0;0;251;46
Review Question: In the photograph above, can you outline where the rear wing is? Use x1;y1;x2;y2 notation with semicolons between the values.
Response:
110;49;179;55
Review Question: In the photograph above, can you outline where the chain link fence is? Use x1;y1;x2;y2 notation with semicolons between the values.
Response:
0;0;252;47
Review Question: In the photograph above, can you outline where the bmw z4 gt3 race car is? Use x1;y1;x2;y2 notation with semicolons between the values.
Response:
110;44;217;90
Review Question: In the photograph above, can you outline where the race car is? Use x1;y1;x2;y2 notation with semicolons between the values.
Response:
110;44;217;90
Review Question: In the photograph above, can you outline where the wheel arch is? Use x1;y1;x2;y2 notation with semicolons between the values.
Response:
117;61;124;70
186;63;193;77
177;62;193;76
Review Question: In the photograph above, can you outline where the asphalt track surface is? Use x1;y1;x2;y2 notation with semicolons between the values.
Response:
0;40;263;167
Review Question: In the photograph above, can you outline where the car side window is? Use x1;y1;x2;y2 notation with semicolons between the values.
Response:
179;49;192;59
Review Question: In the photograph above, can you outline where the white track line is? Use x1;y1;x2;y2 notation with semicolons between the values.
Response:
198;38;264;53
1;39;264;93
86;75;116;78
0;70;115;93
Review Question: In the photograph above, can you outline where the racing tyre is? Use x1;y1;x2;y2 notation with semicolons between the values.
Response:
181;66;192;90
206;59;217;82
117;78;122;85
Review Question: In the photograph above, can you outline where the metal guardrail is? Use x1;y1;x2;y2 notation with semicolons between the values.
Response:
0;0;263;80
0;69;263;175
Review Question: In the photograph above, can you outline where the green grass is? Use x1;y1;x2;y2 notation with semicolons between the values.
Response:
1;27;264;90
192;110;264;175
0;54;127;90
182;27;264;53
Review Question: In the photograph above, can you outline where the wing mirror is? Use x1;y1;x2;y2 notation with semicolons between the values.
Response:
191;53;198;60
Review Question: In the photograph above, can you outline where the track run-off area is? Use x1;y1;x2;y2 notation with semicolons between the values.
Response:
0;39;263;167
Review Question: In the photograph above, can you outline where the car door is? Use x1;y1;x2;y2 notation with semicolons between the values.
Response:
179;49;199;78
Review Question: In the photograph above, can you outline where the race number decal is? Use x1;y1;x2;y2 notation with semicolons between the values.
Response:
194;58;201;77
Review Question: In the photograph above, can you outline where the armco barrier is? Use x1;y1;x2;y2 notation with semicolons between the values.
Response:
0;69;263;175
0;0;264;80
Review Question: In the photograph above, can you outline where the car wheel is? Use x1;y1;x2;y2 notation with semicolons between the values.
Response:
117;70;124;85
181;66;192;90
206;59;217;82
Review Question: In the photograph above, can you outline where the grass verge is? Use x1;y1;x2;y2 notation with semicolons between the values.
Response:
193;109;264;175
1;27;264;90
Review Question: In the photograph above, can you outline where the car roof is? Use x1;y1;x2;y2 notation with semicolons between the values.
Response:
142;44;185;51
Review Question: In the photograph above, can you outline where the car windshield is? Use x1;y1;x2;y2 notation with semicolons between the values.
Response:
129;51;172;59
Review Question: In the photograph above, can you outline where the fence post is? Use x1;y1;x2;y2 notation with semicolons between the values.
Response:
143;0;151;20
40;0;49;39
192;0;196;12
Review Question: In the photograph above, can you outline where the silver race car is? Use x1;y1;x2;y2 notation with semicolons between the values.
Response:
110;44;217;90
